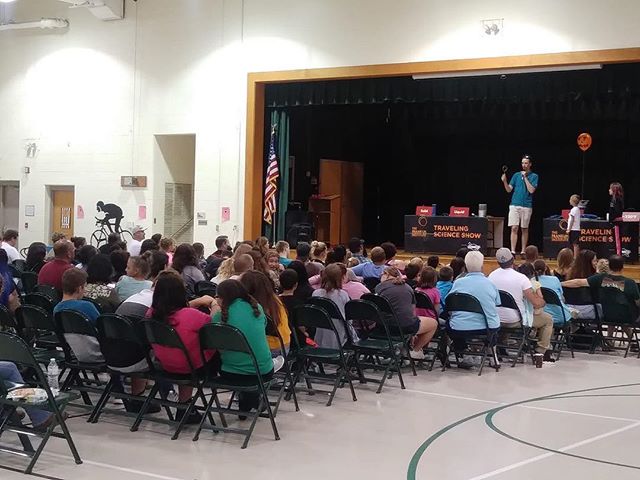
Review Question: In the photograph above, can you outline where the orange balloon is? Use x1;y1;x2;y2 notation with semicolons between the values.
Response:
577;132;592;152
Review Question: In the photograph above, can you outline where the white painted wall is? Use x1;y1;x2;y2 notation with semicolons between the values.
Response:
0;0;639;251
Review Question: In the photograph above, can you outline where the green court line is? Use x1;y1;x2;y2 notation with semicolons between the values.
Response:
407;382;640;480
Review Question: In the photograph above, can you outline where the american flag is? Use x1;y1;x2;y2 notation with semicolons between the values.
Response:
263;126;279;225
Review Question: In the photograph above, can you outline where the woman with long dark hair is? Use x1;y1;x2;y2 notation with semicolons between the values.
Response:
147;271;215;421
25;242;47;273
212;279;274;414
287;260;314;300
171;243;205;297
608;182;624;255
567;249;596;281
85;254;118;309
239;270;291;354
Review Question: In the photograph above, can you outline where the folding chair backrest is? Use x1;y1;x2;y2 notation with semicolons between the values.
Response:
18;304;56;333
8;264;22;279
540;287;562;306
361;293;392;314
562;286;596;306
199;323;261;375
265;314;288;353
34;284;61;303
344;299;388;335
56;309;99;337
194;281;217;298
415;291;435;311
23;293;55;314
307;296;345;320
598;287;637;324
363;277;381;291
445;292;488;327
0;331;40;368
141;318;197;373
97;313;148;366
83;297;108;314
20;272;38;294
294;304;340;335
12;259;27;273
498;290;523;321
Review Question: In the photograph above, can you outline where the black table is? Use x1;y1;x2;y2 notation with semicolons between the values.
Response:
404;215;489;254
543;218;639;261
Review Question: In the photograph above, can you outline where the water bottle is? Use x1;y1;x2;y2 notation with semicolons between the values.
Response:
47;358;60;396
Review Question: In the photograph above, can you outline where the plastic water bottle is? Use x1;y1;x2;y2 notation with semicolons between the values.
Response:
47;358;60;396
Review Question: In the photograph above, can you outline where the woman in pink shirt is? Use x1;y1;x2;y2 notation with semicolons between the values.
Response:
415;266;440;320
146;271;217;419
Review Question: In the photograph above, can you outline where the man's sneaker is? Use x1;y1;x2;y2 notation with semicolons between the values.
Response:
543;351;556;363
272;355;285;373
409;350;426;360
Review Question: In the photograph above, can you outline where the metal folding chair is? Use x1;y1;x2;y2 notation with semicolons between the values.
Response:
562;286;601;353
540;287;573;359
497;290;533;367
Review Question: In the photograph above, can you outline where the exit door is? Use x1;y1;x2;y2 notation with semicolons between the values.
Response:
51;189;74;238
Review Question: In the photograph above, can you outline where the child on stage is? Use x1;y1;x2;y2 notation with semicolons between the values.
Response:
566;194;581;257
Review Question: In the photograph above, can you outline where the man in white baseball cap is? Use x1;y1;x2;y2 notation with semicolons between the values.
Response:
128;226;146;257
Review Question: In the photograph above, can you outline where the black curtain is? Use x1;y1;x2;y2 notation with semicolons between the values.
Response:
269;63;640;248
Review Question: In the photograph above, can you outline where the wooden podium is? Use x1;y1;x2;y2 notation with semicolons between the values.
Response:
309;195;341;245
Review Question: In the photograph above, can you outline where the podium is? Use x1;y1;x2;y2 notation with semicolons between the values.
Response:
309;195;341;245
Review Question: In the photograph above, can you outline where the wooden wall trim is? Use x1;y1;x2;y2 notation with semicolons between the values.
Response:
244;47;640;240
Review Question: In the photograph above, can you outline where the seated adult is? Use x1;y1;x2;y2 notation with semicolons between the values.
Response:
84;254;118;309
99;233;121;255
115;255;152;302
350;246;387;279
53;268;103;363
75;245;97;271
312;263;356;348
306;241;327;278
171;243;205;298
45;232;66;260
563;255;640;322
488;248;553;363
564;249;598;319
449;256;466;280
447;251;501;365
205;235;233;279
25;242;47;273
240;270;291;355
211;279;274;415
295;241;311;264
110;250;129;283
127;226;146;257
0;253;18;312
524;245;539;264
375;266;437;360
1;229;20;263
533;259;572;326
230;254;254;280
139;239;159;256
38;240;75;292
287;260;314;301
552;247;574;282
146;271;216;422
0;361;57;430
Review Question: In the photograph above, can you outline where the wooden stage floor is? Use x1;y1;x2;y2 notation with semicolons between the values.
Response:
395;251;640;281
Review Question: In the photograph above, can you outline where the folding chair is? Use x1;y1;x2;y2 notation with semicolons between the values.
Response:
55;310;108;406
20;272;38;295
90;314;172;425
361;293;418;376
23;293;55;314
445;292;500;376
194;281;217;298
562;286;601;353
344;299;406;393
134;319;211;440
16;305;65;365
415;291;448;371
11;259;27;273
597;288;640;358
193;323;280;449
33;285;60;303
290;304;357;406
363;277;381;291
0;332;81;474
540;287;573;359
497;290;532;367
265;315;299;415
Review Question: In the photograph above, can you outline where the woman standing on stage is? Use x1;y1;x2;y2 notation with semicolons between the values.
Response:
608;182;624;256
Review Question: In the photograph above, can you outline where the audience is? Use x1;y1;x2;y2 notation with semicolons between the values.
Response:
38;240;75;292
307;241;327;277
533;259;573;326
205;235;233;278
240;270;291;356
25;242;47;273
75;244;97;271
116;251;169;318
381;241;404;271
552;247;574;281
254;236;270;257
110;250;129;282
415;266;440;320
115;255;152;302
275;240;292;267
295;241;311;264
99;233;121;255
375;266;437;360
404;263;421;289
436;266;454;302
488;248;554;364
84;254;118;309
192;242;207;272
449;256;466;280
266;249;283;290
151;233;162;245
427;255;440;269
1;229;20;263
567;249;596;280
0;251;18;311
159;237;176;264
139;239;159;256
231;254;254;280
172;243;206;297
348;237;369;265
341;267;370;300
128;226;146;257
287;260;314;301
524;245;539;264
211;257;235;285
71;236;87;253
351;246;387;280
312;263;356;348
447;252;500;368
53;269;102;362
211;279;274;416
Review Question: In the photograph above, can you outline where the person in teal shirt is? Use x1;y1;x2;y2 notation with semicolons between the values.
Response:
501;154;539;255
211;279;273;414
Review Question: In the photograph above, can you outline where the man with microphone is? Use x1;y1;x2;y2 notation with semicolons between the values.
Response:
501;154;539;256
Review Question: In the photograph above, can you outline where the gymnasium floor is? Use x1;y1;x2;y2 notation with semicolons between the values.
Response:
2;351;640;479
